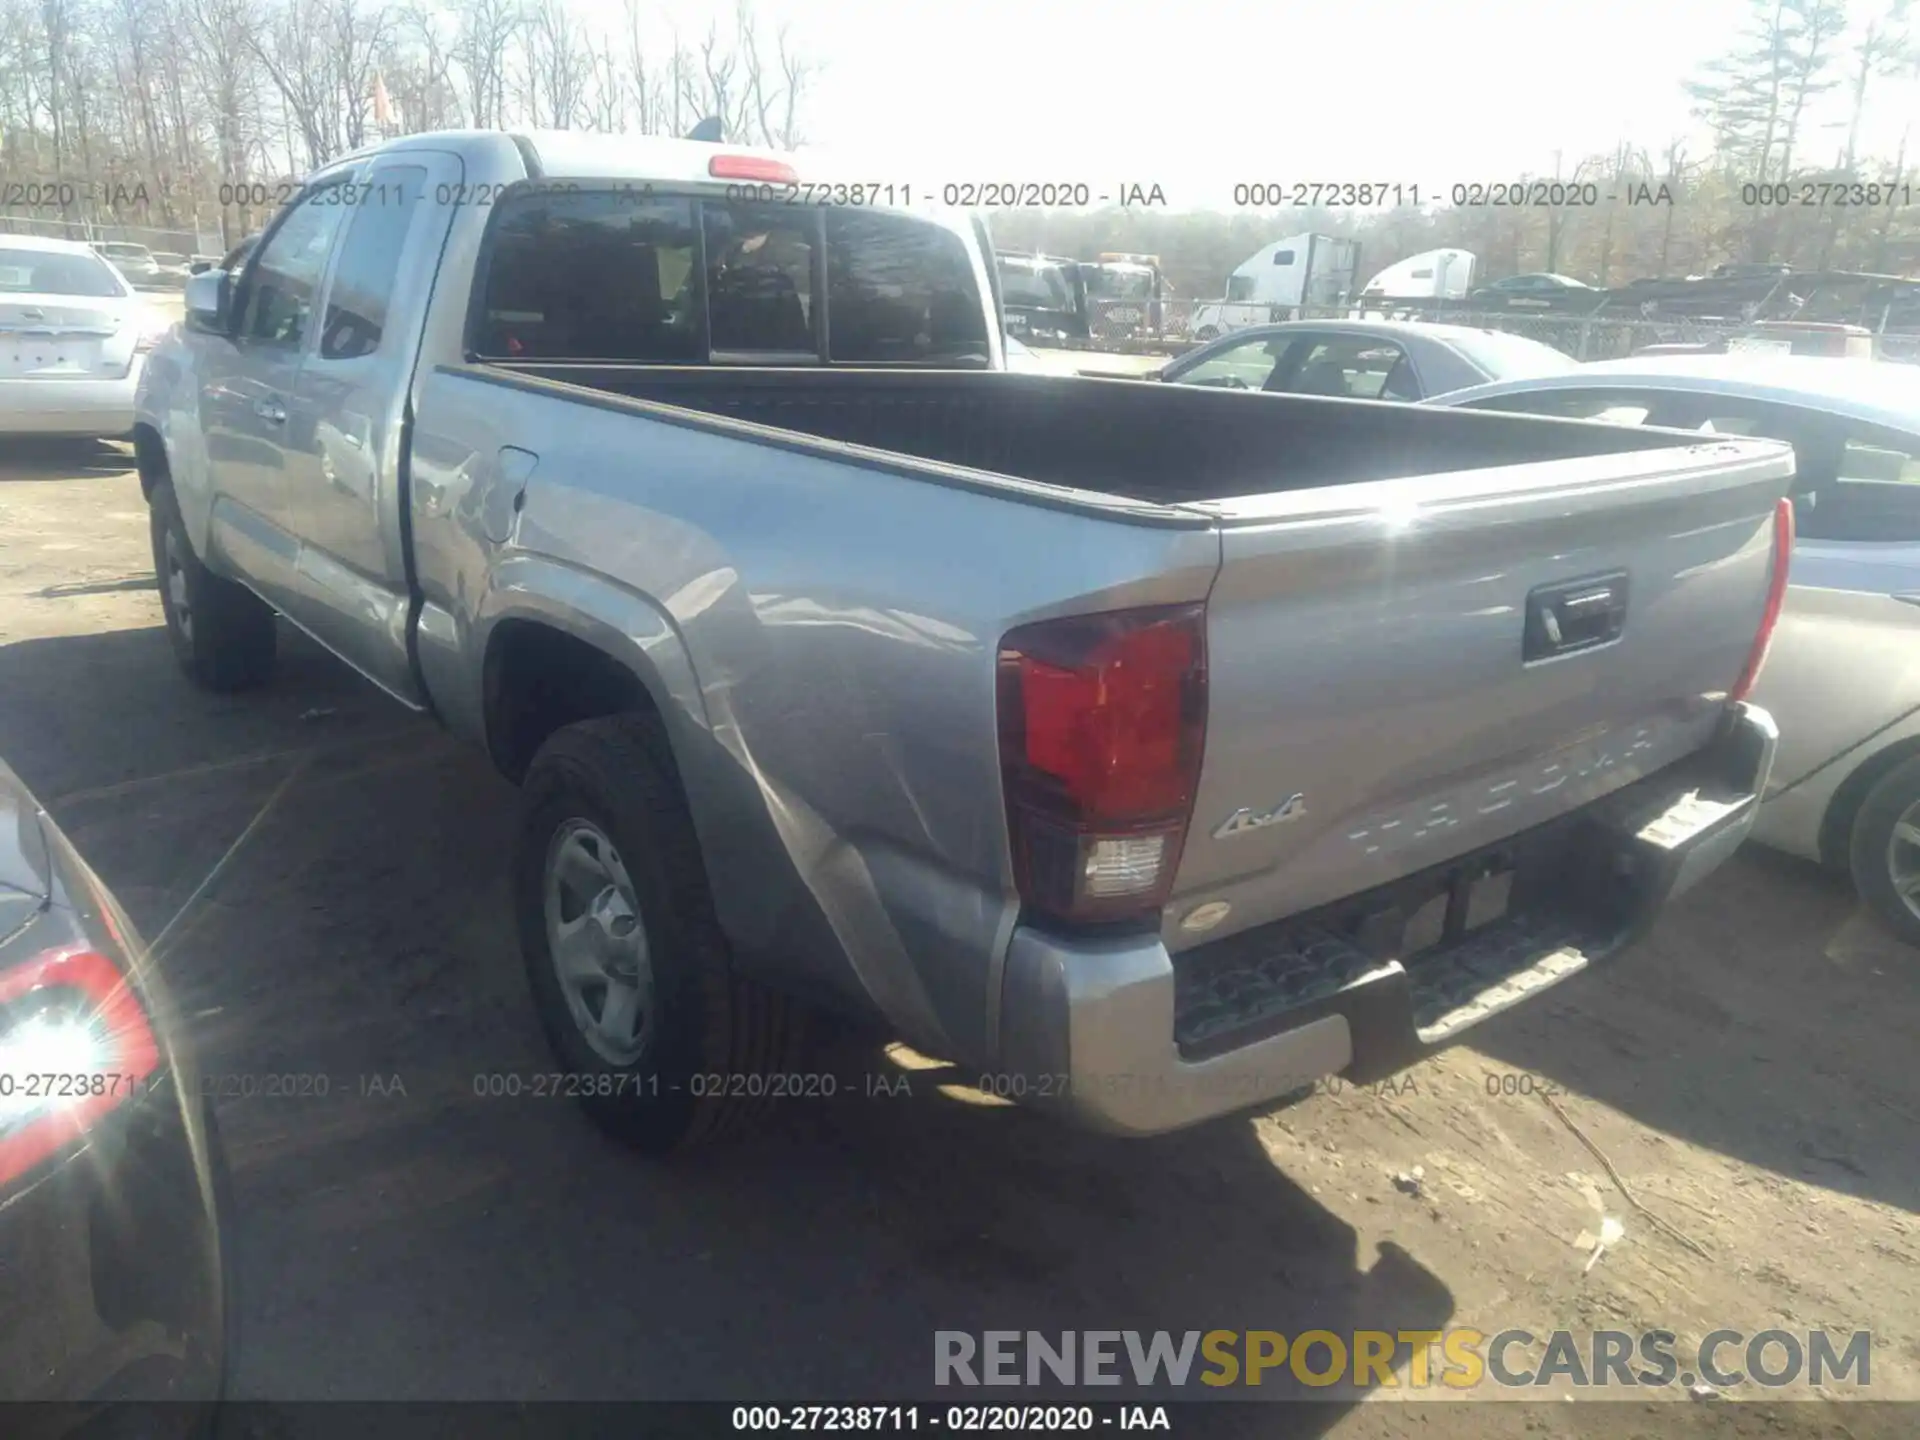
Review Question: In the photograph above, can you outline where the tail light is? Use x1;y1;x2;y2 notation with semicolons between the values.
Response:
1730;497;1795;703
708;154;798;186
130;311;171;354
997;604;1208;925
0;945;161;1189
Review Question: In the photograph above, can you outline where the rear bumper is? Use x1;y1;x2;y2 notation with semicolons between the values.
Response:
0;365;142;437
998;703;1777;1136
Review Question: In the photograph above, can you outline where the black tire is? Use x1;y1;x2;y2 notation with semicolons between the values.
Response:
514;712;806;1152
149;480;276;692
1848;754;1920;949
1195;324;1221;342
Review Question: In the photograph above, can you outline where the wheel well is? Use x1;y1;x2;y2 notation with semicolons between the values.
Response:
483;620;655;783
1817;733;1920;867
132;424;167;499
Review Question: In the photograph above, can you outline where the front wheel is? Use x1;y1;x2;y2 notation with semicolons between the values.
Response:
514;713;807;1152
149;481;276;692
1194;325;1221;342
1848;754;1920;950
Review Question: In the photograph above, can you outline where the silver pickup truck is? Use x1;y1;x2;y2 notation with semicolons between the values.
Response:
135;129;1793;1153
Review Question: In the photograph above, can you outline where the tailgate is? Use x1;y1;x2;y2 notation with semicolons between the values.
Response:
1168;433;1794;949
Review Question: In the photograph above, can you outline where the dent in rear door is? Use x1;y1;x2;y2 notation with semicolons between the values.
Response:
275;154;463;707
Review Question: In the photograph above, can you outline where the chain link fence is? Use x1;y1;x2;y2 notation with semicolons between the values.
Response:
0;213;222;289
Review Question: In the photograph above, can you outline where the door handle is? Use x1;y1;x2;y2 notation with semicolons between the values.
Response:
253;398;287;424
1524;571;1630;661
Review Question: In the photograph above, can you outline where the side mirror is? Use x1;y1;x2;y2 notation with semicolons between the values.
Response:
188;260;212;275
184;270;230;335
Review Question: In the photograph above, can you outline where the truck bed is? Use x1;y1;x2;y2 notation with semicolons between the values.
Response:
422;360;1792;1027
483;363;1701;508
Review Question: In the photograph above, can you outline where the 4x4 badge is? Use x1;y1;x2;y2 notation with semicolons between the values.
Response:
1214;794;1306;839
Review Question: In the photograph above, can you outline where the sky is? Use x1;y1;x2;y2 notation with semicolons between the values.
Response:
583;0;1920;211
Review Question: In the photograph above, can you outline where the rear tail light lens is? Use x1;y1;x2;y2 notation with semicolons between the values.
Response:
997;604;1208;925
1730;497;1795;703
0;945;161;1189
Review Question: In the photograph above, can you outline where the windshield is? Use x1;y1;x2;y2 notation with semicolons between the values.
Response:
1085;265;1153;300
0;248;127;297
101;244;151;259
999;260;1076;310
1225;274;1257;302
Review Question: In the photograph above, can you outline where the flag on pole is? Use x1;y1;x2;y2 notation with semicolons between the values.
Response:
372;71;394;129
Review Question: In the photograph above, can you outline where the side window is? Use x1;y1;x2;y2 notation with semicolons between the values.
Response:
319;167;426;361
826;209;988;364
1665;399;1920;543
240;183;352;351
473;189;700;362
1171;337;1292;390
1378;355;1421;402
1461;389;1660;425
1288;338;1409;399
703;202;817;356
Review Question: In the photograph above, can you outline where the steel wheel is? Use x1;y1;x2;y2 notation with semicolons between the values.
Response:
163;526;193;644
543;818;654;1065
1887;799;1920;924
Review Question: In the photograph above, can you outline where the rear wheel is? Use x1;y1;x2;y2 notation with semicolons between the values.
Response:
514;712;806;1152
1848;754;1920;950
149;481;276;692
1194;325;1221;342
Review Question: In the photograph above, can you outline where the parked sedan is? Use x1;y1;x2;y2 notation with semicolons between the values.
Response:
1469;272;1595;301
1158;319;1580;401
0;754;231;1422
2;235;173;439
1428;355;1920;946
91;242;164;287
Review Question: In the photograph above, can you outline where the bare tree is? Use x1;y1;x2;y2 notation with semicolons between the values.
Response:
1837;0;1913;170
516;0;589;128
450;0;520;130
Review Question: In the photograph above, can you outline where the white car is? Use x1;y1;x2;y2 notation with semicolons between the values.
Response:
1;235;172;439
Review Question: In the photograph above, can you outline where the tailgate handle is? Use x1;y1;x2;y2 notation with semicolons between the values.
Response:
1524;571;1629;661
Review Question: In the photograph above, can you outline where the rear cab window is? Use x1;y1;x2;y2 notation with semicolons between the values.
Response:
471;185;990;367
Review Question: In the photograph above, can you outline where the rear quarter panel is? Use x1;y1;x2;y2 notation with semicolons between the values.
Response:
408;367;1220;1065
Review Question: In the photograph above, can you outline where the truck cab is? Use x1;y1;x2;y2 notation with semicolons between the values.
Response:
1188;234;1361;340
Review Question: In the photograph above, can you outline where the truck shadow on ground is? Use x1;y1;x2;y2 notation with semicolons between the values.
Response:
0;439;135;483
1466;844;1920;1217
0;622;1449;1422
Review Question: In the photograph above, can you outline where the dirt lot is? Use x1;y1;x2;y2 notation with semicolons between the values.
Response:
3;445;1918;1437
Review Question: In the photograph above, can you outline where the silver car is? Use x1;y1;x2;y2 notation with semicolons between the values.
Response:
92;240;164;286
1158;319;1581;400
2;235;172;438
1429;355;1920;945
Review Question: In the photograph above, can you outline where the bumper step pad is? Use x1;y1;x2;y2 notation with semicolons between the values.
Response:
1173;907;1605;1060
